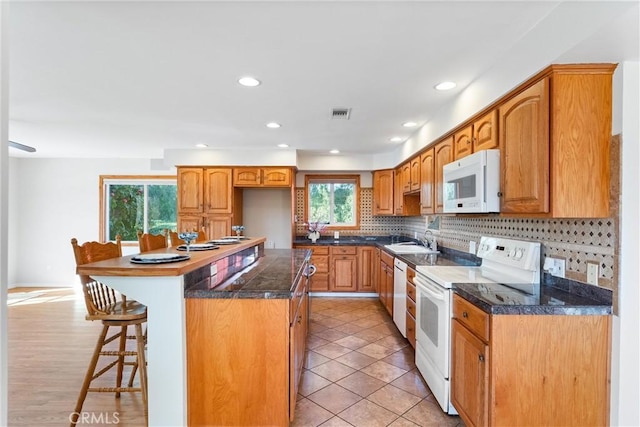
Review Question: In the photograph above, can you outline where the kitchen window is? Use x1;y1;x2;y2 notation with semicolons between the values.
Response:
100;175;177;244
305;175;360;229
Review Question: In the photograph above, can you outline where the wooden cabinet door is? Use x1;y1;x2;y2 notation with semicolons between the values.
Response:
420;148;435;215
434;137;454;213
499;78;550;213
330;255;357;291
410;156;420;192
233;168;261;186
394;168;404;215
384;264;394;316
204;168;233;214
473;110;498;151
204;215;232;239
178;168;204;213
378;261;387;307
357;247;375;292
263;168;292;187
454;125;473;160
372;170;394;215
289;288;307;421
401;162;411;193
178;215;202;234
451;320;489;427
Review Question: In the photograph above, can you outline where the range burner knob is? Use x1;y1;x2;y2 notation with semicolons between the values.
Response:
515;249;524;260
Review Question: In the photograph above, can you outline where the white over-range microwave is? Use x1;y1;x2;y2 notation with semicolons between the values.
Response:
443;149;500;213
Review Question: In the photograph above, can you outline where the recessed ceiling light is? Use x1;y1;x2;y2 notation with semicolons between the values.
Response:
390;137;403;143
435;81;457;91
329;149;340;154
277;143;289;148
402;121;418;128
266;122;281;129
195;143;208;148
238;76;261;87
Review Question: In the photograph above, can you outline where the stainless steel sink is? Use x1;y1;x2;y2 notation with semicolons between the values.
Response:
384;243;439;255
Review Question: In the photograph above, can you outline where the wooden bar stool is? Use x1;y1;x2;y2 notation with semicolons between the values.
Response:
137;230;169;252
70;236;148;427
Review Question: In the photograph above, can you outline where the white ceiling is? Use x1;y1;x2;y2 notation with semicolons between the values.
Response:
7;1;640;159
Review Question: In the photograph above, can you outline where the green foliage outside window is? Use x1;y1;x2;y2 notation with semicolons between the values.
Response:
308;180;356;226
107;182;177;241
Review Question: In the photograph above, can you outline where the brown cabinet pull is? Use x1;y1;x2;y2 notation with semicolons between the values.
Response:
462;312;469;318
479;354;485;362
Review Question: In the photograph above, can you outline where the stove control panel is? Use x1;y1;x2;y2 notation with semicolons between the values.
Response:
476;236;540;271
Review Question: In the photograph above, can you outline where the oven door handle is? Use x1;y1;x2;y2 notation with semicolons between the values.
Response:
415;278;445;301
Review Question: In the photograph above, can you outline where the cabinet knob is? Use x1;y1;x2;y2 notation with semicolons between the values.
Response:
479;354;485;362
497;192;503;197
298;315;302;324
462;311;468;318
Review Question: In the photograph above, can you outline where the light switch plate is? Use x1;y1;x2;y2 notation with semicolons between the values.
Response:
469;241;476;254
587;262;599;285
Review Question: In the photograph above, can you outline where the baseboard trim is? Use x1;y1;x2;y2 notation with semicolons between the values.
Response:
310;292;378;298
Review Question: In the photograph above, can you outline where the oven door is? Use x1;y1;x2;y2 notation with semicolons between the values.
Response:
414;273;451;382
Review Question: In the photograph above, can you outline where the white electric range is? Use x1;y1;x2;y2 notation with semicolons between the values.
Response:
413;236;541;414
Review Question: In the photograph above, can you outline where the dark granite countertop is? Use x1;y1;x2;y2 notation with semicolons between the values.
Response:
184;248;311;299
454;282;612;315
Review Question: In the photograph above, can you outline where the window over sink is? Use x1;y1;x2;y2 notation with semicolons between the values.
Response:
305;175;360;230
99;175;177;244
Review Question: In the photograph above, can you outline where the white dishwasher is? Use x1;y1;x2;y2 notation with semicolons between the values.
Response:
393;258;407;337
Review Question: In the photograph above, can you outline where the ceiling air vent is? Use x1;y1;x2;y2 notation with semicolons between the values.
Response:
331;108;351;120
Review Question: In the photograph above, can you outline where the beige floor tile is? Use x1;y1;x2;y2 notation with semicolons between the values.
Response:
353;327;389;343
313;328;349;342
310;322;329;334
338;399;399;427
313;343;354;359
292;398;334;427
308;334;331;350
375;334;410;351
387;417;421;426
381;347;417;371
367;384;423;415
336;371;387;397
334;351;377;370
332;322;365;335
305;350;332;369
310;360;356;382
319;416;355;427
356;342;398;359
403;399;461;426
351;316;384;328
391;370;431;399
360;360;408;383
333;335;370;350
299;370;333;397
308;384;363;414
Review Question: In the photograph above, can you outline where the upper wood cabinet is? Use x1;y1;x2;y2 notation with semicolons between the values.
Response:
420;148;435;215
498;64;614;217
454;124;473;160
178;168;204;213
499;79;550;214
233;167;292;187
473;110;498;152
372;169;394;215
204;168;233;213
394;167;404;215
434;137;454;213
409;156;421;192
401;162;411;193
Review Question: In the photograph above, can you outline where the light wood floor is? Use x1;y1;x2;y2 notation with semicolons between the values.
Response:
7;287;146;426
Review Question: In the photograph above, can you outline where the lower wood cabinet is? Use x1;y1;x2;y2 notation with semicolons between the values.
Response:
451;294;611;427
378;250;394;316
357;246;376;292
296;246;329;291
330;246;357;291
186;272;309;426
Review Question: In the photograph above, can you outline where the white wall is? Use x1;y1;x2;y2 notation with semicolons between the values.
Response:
612;61;640;427
242;188;291;249
0;3;8;423
9;158;171;286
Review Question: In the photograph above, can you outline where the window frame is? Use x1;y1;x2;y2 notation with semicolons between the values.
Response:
304;174;360;231
99;175;177;245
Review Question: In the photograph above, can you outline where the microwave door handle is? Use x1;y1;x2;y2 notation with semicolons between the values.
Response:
417;280;446;301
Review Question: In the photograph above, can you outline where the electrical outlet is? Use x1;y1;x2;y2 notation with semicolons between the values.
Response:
587;262;599;285
266;240;275;249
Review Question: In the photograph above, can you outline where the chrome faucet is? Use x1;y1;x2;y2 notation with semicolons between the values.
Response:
422;230;437;252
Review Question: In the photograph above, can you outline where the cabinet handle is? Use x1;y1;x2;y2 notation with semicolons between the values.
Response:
462;311;468;318
479;354;485;362
298;315;302;324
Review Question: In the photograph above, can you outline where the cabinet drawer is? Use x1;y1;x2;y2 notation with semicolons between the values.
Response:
381;250;394;266
406;280;416;302
311;255;329;272
312;246;329;255
330;246;356;256
406;296;416;319
310;273;329;291
406;312;416;349
453;294;489;341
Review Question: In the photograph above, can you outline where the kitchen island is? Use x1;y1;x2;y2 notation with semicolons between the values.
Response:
75;238;310;426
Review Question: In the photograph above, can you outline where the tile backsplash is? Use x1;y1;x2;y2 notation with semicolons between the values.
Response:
295;187;617;293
